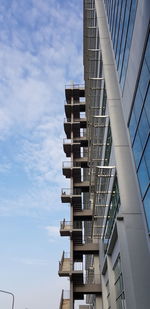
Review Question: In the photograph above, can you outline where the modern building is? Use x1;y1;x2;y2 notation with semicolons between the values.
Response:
59;0;150;308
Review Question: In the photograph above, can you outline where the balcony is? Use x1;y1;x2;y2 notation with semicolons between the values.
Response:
65;84;85;101
73;236;99;261
65;102;86;119
73;208;93;221
73;180;90;193
62;161;81;180
73;274;102;300
73;136;88;147
64;118;80;139
60;220;82;237
58;251;83;281
58;252;70;277
63;138;80;157
61;188;81;205
59;290;70;309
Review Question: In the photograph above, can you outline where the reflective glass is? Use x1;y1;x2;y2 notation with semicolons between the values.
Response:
144;85;150;126
138;159;149;197
114;0;122;53
112;0;119;45
133;133;142;168
138;108;149;148
139;60;149;100
144;137;150;178
145;35;150;72
116;0;126;66
143;188;150;232
129;109;137;144
133;88;143;123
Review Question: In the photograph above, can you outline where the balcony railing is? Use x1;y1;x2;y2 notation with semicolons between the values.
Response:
59;251;83;272
59;290;70;309
84;274;101;285
65;84;84;89
60;220;82;230
64;117;86;124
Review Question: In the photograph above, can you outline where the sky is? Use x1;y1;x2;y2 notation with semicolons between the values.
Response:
0;0;83;308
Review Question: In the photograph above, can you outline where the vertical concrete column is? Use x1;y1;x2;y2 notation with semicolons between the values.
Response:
95;1;150;308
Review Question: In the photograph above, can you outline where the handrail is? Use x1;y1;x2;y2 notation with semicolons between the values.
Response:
65;84;84;89
60;220;82;230
59;290;70;309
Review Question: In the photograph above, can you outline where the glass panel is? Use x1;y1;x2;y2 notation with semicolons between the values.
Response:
116;0;126;67
133;133;142;168
139;60;149;101
145;35;150;72
129;109;137;143
134;88;143;123
138;158;149;197
143;187;150;232
144;137;150;178
138;108;149;148
144;85;150;126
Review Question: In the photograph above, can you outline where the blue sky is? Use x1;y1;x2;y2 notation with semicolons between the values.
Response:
0;0;83;308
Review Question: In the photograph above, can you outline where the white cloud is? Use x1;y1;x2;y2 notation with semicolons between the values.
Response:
12;257;48;266
45;225;59;242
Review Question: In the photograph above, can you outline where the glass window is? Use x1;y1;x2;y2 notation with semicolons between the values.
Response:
144;85;150;126
144;137;150;178
139;60;149;100
138;158;149;197
114;256;126;309
116;0;126;67
133;133;142;168
129;109;137;144
145;35;150;72
143;187;150;232
138;108;149;148
129;33;150;232
133;88;143;123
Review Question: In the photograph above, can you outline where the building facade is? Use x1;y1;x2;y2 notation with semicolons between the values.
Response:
59;1;150;308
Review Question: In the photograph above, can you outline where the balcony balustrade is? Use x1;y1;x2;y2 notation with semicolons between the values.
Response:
59;251;83;280
59;290;70;309
62;161;81;179
63;138;80;157
61;188;81;204
73;274;102;300
60;220;82;237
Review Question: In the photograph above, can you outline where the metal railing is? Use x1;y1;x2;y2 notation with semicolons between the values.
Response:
59;251;83;272
80;274;101;285
59;289;70;309
65;84;84;89
60;220;82;230
59;251;70;272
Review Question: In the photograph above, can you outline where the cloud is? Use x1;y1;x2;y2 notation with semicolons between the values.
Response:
12;257;48;266
0;0;83;140
45;225;59;242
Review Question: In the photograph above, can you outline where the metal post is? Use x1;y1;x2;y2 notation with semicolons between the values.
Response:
0;289;15;309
